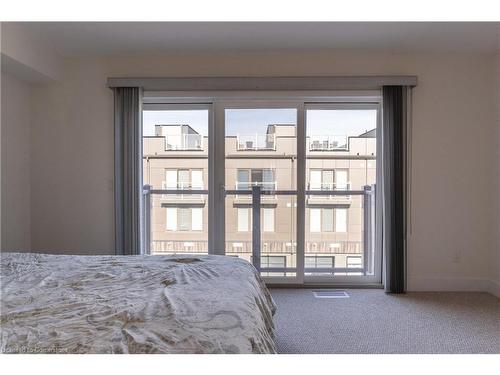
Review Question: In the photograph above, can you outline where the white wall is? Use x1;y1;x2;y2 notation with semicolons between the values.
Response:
1;72;32;250
30;62;114;254
1;22;63;252
18;50;500;294
1;23;63;82
494;53;500;296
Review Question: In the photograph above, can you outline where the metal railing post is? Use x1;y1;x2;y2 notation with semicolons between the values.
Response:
369;183;376;276
363;185;371;275
252;185;261;272
143;185;152;255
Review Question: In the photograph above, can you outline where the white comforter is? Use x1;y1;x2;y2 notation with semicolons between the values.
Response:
0;252;276;354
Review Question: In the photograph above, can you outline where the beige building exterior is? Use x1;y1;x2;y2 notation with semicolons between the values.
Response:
143;123;376;275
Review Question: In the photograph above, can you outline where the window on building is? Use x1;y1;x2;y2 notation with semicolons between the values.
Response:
165;169;204;189
310;170;322;190
165;170;178;189
335;208;347;232
237;170;250;190
310;208;321;232
191;208;203;231
322;170;334;190
237;168;275;190
262;170;275;188
335;170;348;190
166;207;177;231
237;208;249;232
321;208;334;232
166;207;203;231
310;208;347;233
178;208;191;231
191;170;203;189
178;170;190;189
309;169;348;190
263;208;275;232
237;207;274;232
252;169;263;184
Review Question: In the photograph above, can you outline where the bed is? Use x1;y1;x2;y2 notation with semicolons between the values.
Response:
0;252;276;354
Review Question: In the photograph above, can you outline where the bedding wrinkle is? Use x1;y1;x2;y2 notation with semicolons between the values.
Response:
1;253;276;353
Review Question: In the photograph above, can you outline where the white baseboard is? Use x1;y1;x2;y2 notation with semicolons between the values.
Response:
408;276;500;298
485;279;500;298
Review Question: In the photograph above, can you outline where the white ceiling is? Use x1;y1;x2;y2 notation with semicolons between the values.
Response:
17;22;500;57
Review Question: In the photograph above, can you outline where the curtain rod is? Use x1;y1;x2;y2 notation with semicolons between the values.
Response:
107;76;418;90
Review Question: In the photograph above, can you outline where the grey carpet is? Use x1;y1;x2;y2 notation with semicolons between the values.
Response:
270;289;500;354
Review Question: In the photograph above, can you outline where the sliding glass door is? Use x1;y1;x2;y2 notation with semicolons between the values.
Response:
142;104;210;255
141;95;381;285
304;104;380;284
222;105;300;281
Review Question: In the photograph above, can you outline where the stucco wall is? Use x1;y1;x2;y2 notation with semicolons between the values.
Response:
1;72;32;250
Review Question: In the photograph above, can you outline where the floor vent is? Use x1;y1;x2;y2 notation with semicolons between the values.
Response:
313;290;350;299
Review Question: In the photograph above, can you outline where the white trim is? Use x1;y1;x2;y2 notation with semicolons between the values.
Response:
486;279;500;298
408;276;500;297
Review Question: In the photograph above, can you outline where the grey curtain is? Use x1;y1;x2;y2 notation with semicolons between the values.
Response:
114;87;143;255
382;86;409;293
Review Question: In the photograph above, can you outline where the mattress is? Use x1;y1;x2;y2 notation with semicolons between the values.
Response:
0;252;277;354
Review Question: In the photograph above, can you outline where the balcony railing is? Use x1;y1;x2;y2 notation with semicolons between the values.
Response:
164;133;203;151
151;240;208;254
237;134;276;151
235;181;277;191
161;182;205;200
307;182;352;201
143;184;376;276
309;135;348;151
235;181;277;200
226;240;362;255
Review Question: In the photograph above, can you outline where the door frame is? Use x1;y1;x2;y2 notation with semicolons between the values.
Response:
215;100;305;285
142;91;383;287
302;102;383;286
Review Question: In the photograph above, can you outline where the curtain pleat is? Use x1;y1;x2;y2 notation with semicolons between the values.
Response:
114;87;142;255
382;86;408;293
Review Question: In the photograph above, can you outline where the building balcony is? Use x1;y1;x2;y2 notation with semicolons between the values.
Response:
233;181;278;204
151;240;208;254
165;133;203;151
308;135;348;151
143;184;376;276
306;182;352;205
160;182;206;205
237;134;276;151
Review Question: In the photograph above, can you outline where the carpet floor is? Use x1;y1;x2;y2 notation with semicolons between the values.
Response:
270;288;500;354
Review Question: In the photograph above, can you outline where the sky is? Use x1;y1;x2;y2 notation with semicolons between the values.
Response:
143;108;377;137
143;110;209;136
